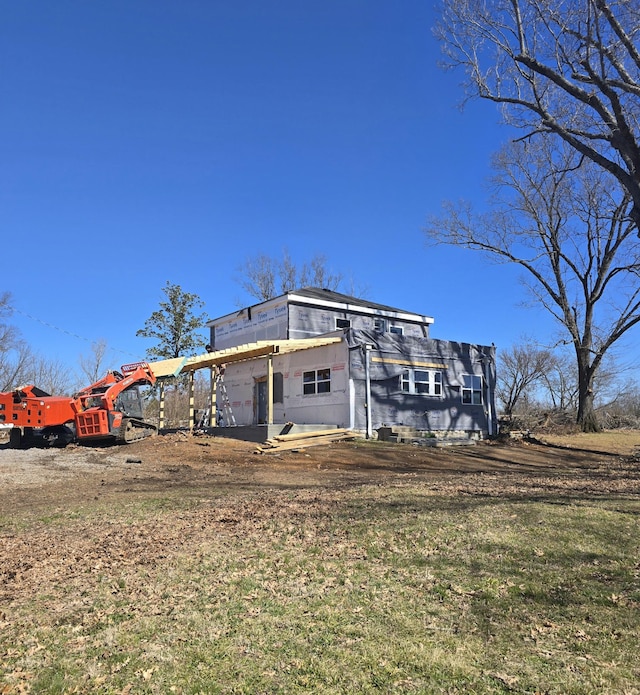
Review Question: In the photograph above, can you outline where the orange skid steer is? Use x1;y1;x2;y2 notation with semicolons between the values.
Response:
0;362;157;448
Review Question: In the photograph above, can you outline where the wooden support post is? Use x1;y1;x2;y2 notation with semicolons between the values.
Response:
188;371;195;431
267;353;274;425
159;381;165;430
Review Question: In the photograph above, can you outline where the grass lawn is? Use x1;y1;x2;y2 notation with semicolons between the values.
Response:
1;452;640;693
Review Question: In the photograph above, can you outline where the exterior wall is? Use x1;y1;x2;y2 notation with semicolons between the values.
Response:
347;330;497;435
219;340;351;428
210;298;289;350
288;303;429;340
277;343;350;427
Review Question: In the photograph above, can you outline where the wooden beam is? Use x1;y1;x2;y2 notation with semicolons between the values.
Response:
257;429;355;453
158;382;165;430
188;371;195;432
274;427;351;442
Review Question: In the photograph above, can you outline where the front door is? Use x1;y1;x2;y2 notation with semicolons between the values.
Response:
256;378;268;424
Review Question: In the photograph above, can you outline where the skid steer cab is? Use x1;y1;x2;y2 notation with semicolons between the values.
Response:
73;362;158;444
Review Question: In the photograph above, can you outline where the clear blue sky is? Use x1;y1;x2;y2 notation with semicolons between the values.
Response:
1;0;603;376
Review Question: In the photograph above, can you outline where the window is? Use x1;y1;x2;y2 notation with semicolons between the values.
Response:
336;318;351;329
303;368;331;395
374;318;386;332
462;374;482;404
389;326;403;335
400;369;442;396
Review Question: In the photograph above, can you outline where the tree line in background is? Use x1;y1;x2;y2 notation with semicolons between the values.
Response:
235;249;367;304
496;341;640;432
237;250;342;302
1;290;152;396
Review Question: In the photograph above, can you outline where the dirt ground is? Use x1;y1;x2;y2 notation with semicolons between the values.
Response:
1;429;640;615
2;429;640;517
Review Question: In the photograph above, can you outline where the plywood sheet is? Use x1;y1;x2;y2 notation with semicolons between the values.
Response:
146;357;187;379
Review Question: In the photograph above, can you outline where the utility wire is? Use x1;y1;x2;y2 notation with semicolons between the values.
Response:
12;307;142;359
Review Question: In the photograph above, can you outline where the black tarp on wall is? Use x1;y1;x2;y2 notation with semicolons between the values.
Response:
346;329;496;434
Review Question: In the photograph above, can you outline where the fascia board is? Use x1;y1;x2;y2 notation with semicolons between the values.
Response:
288;292;434;325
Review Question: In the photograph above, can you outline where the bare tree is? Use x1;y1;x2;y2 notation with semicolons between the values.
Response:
0;340;34;391
0;292;75;394
24;356;74;395
236;250;343;302
540;351;580;413
427;137;640;431
497;342;553;417
2;346;74;395
299;253;342;291
0;292;16;350
435;0;640;229
598;381;640;428
0;292;32;390
78;338;109;384
239;254;277;303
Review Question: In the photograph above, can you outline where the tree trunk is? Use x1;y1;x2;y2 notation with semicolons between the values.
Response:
576;362;601;433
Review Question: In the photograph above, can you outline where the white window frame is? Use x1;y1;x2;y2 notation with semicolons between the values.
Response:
400;368;443;396
389;326;404;335
335;318;351;329
461;374;482;405
303;368;331;395
374;318;386;332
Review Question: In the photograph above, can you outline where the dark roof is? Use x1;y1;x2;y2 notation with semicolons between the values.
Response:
290;287;424;317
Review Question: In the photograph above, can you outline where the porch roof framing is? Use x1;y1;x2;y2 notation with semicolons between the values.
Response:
146;336;344;380
146;336;344;431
